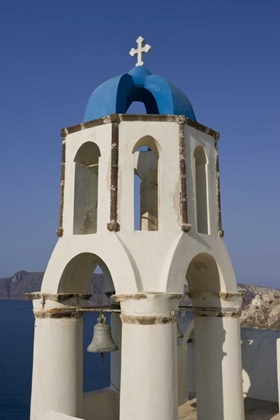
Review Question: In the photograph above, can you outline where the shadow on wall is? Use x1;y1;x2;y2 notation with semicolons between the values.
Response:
185;253;227;420
187;329;196;396
178;315;227;419
177;316;195;405
184;325;280;405
74;142;101;235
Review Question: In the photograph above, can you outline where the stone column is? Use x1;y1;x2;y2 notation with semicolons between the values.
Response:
114;292;182;420
189;291;245;420
29;293;88;420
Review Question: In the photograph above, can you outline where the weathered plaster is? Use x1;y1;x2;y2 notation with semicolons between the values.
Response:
31;113;244;420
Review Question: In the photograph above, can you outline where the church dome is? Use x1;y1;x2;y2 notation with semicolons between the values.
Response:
83;66;196;122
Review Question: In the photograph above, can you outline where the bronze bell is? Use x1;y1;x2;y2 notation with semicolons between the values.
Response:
87;312;119;353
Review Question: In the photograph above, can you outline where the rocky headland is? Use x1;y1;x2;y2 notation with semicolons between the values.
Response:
0;270;110;306
0;271;279;328
240;291;280;330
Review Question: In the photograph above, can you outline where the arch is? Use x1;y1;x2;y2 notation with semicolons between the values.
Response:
58;252;114;294
160;230;237;292
132;135;160;158
41;233;141;294
133;136;159;231
126;100;148;115
73;142;101;235
194;146;209;234
126;87;160;114
186;252;223;293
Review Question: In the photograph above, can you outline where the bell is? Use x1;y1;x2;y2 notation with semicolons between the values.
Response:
87;312;119;353
177;322;184;339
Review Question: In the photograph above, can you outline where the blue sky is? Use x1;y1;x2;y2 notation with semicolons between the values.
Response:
0;0;279;288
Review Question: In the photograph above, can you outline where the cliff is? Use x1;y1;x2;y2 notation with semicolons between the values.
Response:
238;283;280;306
0;272;279;327
0;271;43;300
0;271;110;306
180;283;280;308
240;292;280;330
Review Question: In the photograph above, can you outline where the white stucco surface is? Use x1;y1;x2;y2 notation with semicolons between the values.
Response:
119;293;180;420
194;315;244;420
44;412;83;420
41;120;237;297
31;116;245;420
179;322;280;408
30;315;83;420
242;328;280;403
83;388;119;420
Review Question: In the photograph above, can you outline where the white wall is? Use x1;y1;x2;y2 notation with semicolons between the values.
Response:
83;388;119;420
44;412;84;420
180;325;280;404
241;328;280;402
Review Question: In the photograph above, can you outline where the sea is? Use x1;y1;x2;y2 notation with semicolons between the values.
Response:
0;301;110;420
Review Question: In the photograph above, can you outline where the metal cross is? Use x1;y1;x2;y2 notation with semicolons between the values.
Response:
129;36;152;67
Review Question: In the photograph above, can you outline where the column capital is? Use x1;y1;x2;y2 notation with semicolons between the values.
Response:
188;291;243;318
26;291;92;302
33;307;83;319
193;307;242;318
26;292;92;314
120;312;177;325
113;292;182;303
113;292;182;322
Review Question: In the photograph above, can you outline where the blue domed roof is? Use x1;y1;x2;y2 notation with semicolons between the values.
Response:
83;66;196;122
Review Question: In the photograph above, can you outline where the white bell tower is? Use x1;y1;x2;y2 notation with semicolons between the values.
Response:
29;37;245;420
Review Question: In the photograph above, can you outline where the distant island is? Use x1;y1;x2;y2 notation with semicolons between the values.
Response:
0;271;279;329
0;270;110;306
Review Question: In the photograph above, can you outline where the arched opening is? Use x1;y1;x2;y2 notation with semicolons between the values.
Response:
58;252;114;294
186;252;222;293
57;253;121;414
83;265;110;392
132;136;159;231
73;142;101;235
185;253;225;417
83;264;115;394
126;87;159;114
126;101;147;114
194;146;209;234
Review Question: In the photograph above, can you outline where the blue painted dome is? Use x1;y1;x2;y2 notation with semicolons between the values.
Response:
83;66;196;122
